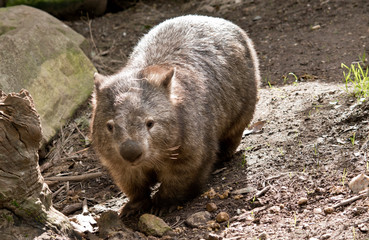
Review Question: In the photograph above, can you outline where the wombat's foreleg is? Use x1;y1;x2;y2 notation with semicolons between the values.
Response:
118;172;154;217
151;154;215;216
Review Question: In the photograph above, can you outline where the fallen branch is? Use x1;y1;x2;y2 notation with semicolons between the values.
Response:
45;172;103;182
255;185;271;198
52;185;65;199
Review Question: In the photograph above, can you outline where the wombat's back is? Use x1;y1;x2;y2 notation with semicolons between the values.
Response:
127;15;259;147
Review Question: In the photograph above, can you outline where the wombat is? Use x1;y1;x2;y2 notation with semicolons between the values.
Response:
91;15;260;216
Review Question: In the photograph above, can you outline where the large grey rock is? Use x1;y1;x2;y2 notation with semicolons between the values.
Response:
0;5;95;142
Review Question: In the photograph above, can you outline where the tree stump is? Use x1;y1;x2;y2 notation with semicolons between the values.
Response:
0;90;77;239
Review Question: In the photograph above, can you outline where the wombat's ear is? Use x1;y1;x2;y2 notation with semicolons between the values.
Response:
142;65;175;90
94;72;106;91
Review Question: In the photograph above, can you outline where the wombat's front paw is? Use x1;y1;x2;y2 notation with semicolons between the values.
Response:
119;198;151;217
151;194;178;216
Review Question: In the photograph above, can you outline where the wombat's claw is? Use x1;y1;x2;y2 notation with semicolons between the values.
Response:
119;199;151;217
119;208;136;217
150;204;177;216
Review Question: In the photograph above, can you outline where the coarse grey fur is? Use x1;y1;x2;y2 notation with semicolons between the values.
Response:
91;15;260;216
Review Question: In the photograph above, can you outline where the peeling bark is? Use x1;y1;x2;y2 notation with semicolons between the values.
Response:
0;90;77;240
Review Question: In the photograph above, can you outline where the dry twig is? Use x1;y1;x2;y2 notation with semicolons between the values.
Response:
52;185;65;199
333;189;368;209
45;172;103;182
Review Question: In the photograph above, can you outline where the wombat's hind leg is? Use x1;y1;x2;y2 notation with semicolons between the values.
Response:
218;130;244;161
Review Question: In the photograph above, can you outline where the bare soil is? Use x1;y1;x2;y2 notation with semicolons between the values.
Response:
41;1;369;239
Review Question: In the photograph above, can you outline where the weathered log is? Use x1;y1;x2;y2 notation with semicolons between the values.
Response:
0;90;77;239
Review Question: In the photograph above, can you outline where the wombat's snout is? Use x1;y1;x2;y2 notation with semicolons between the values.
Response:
119;139;143;162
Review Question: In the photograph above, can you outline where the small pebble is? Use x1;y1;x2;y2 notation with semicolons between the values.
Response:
203;188;217;199
258;232;269;240
185;211;212;228
315;187;325;193
324;207;334;214
298;197;308;205
208;232;222;240
233;194;243;200
321;233;331;240
207;220;220;230
311;25;321;30
206;202;218;212
268;206;281;214
349;173;369;193
313;208;322;214
218;189;230;199
253;15;262;21
216;212;230;223
359;223;368;233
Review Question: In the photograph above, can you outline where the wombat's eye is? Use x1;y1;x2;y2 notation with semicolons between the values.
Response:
106;120;114;133
146;118;155;129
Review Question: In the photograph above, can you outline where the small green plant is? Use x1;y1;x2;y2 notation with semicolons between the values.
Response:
242;146;253;167
289;72;298;81
350;132;356;146
353;226;356;240
313;144;320;166
268;81;273;88
313;144;318;156
304;187;314;195
283;72;299;84
341;168;348;186
278;147;284;156
291;211;297;227
342;59;369;99
360;51;366;63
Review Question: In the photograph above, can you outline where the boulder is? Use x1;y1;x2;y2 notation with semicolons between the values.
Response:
0;5;96;143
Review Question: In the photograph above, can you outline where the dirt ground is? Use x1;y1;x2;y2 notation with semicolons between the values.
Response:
41;0;369;239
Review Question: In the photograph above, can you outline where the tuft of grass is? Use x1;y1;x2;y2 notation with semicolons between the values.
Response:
341;168;347;187
268;81;273;88
342;56;369;99
242;146;253;167
350;132;356;146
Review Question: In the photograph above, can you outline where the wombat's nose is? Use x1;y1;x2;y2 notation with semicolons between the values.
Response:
119;140;143;162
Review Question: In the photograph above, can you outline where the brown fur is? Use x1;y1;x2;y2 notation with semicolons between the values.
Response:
91;15;260;215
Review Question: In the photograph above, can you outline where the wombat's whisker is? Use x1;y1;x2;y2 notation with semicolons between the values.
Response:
167;145;180;151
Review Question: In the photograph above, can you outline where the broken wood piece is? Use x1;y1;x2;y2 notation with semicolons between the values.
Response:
82;198;89;215
62;202;83;215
